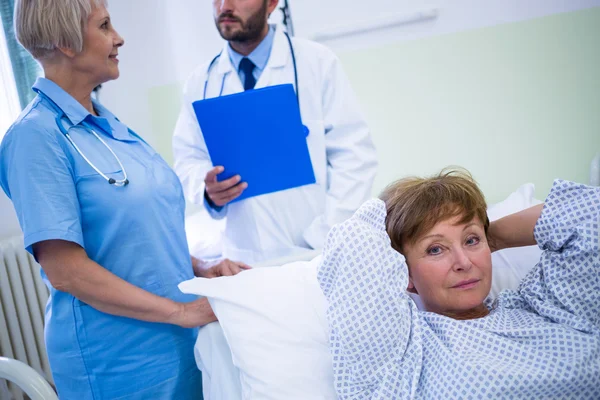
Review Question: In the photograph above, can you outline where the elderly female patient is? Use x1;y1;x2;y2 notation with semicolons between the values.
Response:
318;169;599;399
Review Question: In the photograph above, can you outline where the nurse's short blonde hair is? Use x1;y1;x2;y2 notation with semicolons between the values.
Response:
14;0;107;60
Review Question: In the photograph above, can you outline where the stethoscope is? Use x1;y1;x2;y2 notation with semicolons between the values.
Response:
203;31;300;107
35;89;130;186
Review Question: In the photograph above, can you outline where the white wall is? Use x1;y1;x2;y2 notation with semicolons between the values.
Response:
292;0;600;51
99;0;179;149
0;191;20;239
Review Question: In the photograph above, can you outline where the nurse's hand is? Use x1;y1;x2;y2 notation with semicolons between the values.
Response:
174;297;217;328
204;166;248;207
192;256;251;278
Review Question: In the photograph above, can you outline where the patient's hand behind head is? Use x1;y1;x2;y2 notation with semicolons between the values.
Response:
380;168;492;319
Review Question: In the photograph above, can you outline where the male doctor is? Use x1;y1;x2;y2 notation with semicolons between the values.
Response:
173;0;378;263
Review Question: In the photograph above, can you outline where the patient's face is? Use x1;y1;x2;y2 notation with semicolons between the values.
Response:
403;216;492;316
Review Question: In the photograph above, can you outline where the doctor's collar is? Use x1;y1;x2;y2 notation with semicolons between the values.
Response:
227;24;276;73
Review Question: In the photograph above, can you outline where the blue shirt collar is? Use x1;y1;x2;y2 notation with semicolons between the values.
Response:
32;77;91;126
89;102;132;141
227;25;275;73
32;77;131;141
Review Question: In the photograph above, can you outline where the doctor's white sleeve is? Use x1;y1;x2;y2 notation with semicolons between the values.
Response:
172;86;227;219
303;55;378;250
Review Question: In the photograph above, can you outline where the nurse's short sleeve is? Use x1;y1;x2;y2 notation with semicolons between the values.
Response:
0;122;83;255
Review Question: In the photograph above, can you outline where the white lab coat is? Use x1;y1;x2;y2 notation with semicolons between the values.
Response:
173;26;377;264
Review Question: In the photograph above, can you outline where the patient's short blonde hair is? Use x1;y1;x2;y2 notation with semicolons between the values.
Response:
380;168;489;253
15;0;107;60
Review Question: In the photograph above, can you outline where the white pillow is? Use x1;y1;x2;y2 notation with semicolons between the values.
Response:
488;183;543;298
179;257;336;400
486;183;541;221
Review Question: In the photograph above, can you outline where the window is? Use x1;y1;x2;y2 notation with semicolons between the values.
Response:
0;16;21;140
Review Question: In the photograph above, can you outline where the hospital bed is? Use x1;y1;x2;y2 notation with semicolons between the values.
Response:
183;179;574;400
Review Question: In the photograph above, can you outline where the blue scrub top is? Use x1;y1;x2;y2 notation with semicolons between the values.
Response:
0;78;202;399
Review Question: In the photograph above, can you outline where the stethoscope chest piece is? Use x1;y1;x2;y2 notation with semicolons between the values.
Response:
108;177;129;186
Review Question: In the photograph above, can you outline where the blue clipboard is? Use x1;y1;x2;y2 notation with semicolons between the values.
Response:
192;84;316;203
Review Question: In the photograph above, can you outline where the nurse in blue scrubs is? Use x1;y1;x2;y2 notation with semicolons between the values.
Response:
0;1;248;398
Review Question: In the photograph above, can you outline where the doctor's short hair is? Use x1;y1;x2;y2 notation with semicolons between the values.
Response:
379;168;489;253
14;0;107;60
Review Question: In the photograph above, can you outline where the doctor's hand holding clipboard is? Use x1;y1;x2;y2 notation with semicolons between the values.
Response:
204;165;248;207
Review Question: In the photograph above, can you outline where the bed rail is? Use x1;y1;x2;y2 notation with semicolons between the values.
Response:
0;358;57;400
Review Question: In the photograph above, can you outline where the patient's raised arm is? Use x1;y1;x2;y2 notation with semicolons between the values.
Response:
487;204;543;252
518;180;600;331
318;199;421;399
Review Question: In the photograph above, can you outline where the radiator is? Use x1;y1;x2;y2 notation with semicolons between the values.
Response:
0;235;53;399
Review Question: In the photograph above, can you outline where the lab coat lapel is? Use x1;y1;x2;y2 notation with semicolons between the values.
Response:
214;45;244;96
255;28;291;90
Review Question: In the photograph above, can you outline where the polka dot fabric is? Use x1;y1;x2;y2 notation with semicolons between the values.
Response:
318;180;600;399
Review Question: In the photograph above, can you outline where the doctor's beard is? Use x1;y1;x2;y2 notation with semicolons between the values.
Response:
215;0;269;43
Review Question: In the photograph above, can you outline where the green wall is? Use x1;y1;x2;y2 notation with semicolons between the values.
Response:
148;7;600;203
338;7;600;203
147;83;182;166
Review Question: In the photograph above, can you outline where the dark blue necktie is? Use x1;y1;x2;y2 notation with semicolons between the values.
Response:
239;57;256;91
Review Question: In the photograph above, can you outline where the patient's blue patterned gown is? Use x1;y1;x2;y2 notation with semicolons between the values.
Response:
318;180;600;399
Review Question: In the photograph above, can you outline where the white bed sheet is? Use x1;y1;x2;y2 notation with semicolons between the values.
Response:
195;323;242;400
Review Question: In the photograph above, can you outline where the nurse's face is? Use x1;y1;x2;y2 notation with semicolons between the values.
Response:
213;0;278;42
402;216;492;317
67;4;124;85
